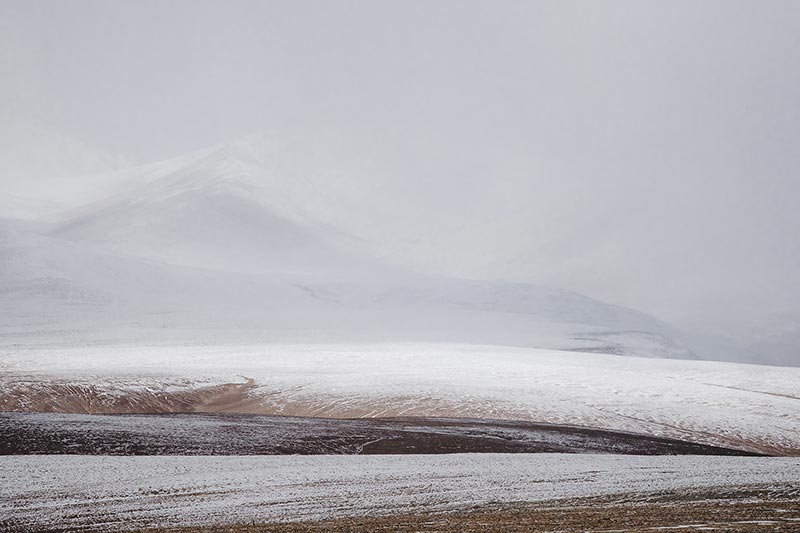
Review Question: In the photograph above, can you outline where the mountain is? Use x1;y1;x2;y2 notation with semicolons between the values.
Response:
0;137;693;358
48;139;379;278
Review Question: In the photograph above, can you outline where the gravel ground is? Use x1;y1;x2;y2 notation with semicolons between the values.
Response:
2;454;799;531
0;412;757;456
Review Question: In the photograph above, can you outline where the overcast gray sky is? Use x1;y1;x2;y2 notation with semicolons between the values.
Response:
2;0;799;364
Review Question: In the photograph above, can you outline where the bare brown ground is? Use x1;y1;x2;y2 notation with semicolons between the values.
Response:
148;488;800;533
0;379;258;414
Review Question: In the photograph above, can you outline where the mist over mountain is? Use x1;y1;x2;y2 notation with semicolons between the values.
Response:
0;122;132;219
0;134;694;361
2;1;799;365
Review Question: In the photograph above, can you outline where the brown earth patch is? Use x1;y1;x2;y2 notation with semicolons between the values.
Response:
0;378;257;414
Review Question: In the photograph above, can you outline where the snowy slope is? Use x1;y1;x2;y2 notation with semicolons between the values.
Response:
2;343;799;454
0;218;309;324
1;215;686;356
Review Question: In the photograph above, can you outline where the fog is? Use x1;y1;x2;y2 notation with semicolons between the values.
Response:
2;0;799;364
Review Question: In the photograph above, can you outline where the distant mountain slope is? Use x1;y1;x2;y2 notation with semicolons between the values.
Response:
49;139;376;276
0;138;693;358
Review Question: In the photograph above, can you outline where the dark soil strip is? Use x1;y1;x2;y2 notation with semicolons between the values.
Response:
0;412;760;455
151;500;800;533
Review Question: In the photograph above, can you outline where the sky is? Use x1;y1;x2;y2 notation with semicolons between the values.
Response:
1;0;799;364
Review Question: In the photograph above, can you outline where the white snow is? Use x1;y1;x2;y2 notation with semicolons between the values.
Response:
1;454;798;530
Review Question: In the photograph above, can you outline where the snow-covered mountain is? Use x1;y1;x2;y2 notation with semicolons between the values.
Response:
50;141;367;276
0;137;692;358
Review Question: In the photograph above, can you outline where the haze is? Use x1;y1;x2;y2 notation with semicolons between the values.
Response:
2;0;799;365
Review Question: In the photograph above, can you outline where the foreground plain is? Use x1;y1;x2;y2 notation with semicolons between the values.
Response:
2;454;799;531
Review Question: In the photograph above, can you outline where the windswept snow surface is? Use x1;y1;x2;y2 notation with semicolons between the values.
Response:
1;454;798;530
2;343;799;454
